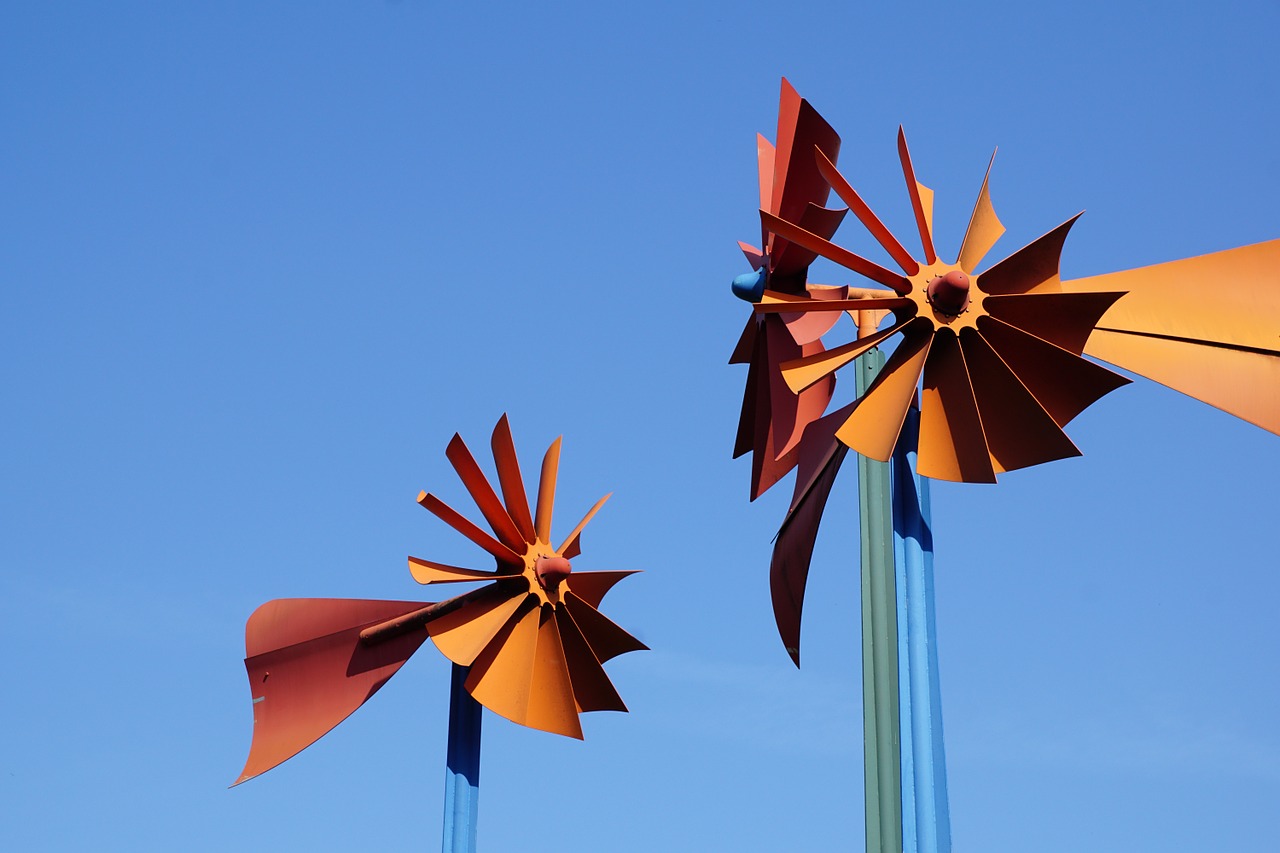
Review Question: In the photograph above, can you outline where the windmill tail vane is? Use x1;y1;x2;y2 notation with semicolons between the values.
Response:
234;414;645;786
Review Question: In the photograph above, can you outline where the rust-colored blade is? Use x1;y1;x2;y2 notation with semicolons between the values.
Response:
984;291;1126;355
780;318;912;393
556;608;628;712
898;128;937;265
978;214;1080;294
235;598;432;785
771;77;840;225
739;240;766;272
490;414;537;544
732;320;762;459
1063;240;1280;433
729;315;758;366
761;211;911;292
465;599;541;728
523;607;583;739
564;593;648;663
835;319;934;461
977;315;1131;427
418;492;524;567
772;204;850;281
427;584;527;668
558;493;611;559
445;433;526;551
565;570;638;609
534;437;561;543
917;331;996;482
775;285;850;346
957;150;1004;271
754;295;914;316
407;556;507;585
960;328;1081;473
815;148;919;274
756;133;775;236
772;402;854;666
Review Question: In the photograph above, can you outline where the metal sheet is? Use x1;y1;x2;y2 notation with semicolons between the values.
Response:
816;148;918;274
525;607;583;739
556;608;628;712
984;291;1126;354
427;588;527;668
835;320;934;461
762;210;911;292
957;151;1004;272
534;437;561;543
490;414;537;544
446;434;527;551
898;128;936;265
558;493;612;559
977;215;1079;295
563;593;648;663
419;492;524;567
781;319;910;394
917;332;995;483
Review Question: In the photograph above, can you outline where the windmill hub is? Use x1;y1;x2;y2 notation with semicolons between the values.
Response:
535;554;572;590
926;270;972;316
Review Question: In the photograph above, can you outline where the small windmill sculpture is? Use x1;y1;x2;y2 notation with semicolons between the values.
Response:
234;415;645;851
730;79;1279;853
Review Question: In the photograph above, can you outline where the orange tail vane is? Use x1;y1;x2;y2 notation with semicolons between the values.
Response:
1062;240;1280;434
234;415;643;787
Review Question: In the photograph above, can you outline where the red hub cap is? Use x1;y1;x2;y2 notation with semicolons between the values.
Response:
927;270;971;316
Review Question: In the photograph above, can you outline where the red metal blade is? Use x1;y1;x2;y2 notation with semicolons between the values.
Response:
490;414;537;544
445;433;527;551
984;291;1126;355
534;438;561;544
897;128;937;265
978;214;1080;294
234;598;433;785
815;148;919;275
418;492;524;567
558;493;611;560
556;608;628;712
565;570;638;609
761;211;911;292
564;593;648;663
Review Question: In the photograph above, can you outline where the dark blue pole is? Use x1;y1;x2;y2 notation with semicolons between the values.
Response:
442;664;481;853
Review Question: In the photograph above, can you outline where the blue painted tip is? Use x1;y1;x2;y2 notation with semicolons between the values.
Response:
731;268;766;303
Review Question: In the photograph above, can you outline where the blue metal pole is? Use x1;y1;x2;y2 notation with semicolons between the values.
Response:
442;664;482;853
893;404;951;853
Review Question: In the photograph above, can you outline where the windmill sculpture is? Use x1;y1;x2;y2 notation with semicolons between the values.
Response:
731;79;1279;853
234;415;645;851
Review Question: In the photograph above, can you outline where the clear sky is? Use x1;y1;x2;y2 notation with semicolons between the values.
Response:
3;2;1278;851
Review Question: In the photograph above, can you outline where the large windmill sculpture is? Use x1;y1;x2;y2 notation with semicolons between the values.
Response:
234;415;645;852
730;79;1279;853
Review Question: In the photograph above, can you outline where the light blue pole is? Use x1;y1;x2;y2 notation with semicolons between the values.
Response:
893;404;951;853
442;664;481;853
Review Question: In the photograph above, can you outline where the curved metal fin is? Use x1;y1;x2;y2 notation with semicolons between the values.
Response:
978;214;1080;295
961;328;1081;473
465;601;541;728
446;433;526;551
557;608;628;712
781;318;911;394
816;148;919;274
898;127;937;265
418;492;524;567
564;593;648;663
565;570;638;609
958;150;1004;271
558;493;612;559
984;291;1126;355
977;316;1131;427
427;587;527;667
490;414;537;544
835;320;934;461
534;437;561;543
917;332;996;482
407;557;504;585
524;607;583;739
761;210;911;292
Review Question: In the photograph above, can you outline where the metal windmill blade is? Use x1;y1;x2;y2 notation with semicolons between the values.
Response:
233;414;644;799
730;78;848;500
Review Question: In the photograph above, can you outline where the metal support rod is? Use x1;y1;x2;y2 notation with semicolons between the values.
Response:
442;663;482;853
856;347;902;853
893;404;951;853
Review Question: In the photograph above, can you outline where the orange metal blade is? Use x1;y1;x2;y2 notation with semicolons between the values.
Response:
556;608;628;712
984;291;1126;355
564;593;648;663
407;556;506;585
418;492;524;567
917;331;996;482
835;320;934;461
445;433;527;551
534;437;561;543
523;607;583;738
558;493;611;559
760;211;911;292
960;328;1082;473
427;585;527;667
977;315;1131;427
957;150;1004;271
815;148;919;274
235;598;432;785
781;318;911;393
1085;329;1280;433
978;214;1080;294
490;414;537;544
565;570;638;609
898;128;937;265
464;600;541;727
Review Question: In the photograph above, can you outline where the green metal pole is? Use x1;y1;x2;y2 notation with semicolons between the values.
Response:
857;347;902;853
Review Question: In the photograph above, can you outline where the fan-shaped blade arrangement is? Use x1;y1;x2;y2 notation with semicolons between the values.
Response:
233;415;643;784
411;414;646;739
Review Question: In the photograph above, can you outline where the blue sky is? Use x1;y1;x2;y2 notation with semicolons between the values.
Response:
3;2;1277;850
